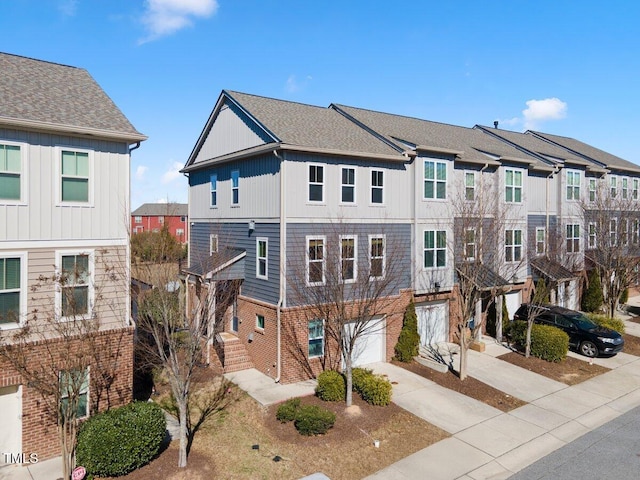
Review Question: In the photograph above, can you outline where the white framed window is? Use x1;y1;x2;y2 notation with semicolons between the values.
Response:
59;368;89;419
209;234;218;255
633;220;639;245
306;236;325;286
0;253;26;327
588;223;596;248
566;224;580;253
610;219;617;246
589;178;597;202
465;172;475;201
424;160;447;199
465;228;476;260
210;173;217;207
340;235;357;283
341;167;356;204
634;179;639;200
134;226;144;234
59;148;92;204
176;228;184;239
371;169;384;204
424;230;446;268
256;238;268;280
536;227;546;255
505;168;523;203
0;142;24;203
505;229;522;262
57;251;94;320
622;219;629;245
369;235;385;280
158;216;164;225
308;319;324;358
622;177;629;199
308;164;324;202
256;314;265;330
134;216;142;224
566;170;581;200
231;169;240;205
610;176;618;198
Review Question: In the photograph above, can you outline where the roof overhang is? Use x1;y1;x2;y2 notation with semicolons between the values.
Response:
183;248;247;280
415;145;463;157
456;262;511;291
530;257;577;282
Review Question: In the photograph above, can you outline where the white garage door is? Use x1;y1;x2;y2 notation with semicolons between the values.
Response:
504;291;521;321
344;318;386;367
417;301;449;345
0;385;22;457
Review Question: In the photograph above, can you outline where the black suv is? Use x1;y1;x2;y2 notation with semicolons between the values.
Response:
513;304;624;357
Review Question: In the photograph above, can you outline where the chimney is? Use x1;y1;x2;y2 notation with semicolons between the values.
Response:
493;121;499;129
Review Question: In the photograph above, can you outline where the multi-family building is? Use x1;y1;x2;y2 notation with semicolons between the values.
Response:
131;202;188;243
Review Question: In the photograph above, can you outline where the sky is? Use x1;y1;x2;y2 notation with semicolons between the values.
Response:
2;0;640;209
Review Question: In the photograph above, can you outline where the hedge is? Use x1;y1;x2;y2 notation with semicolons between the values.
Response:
586;313;625;334
509;320;569;362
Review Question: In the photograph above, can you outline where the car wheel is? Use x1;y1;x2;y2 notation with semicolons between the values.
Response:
580;341;598;358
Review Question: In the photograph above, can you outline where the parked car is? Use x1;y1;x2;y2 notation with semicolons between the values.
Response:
513;304;624;357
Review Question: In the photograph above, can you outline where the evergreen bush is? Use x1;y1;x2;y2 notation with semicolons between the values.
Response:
582;269;604;312
351;367;373;392
509;320;568;362
394;300;420;362
620;288;629;305
294;405;336;436
315;370;346;402
586;313;625;334
276;397;301;423
358;374;392;406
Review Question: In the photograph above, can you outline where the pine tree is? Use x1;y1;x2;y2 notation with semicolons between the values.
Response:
394;300;420;362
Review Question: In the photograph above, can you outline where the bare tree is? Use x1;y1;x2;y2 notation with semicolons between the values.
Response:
287;221;410;407
0;250;131;480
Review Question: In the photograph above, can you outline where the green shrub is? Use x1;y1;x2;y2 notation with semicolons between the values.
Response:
502;296;510;323
76;402;166;477
509;320;568;362
620;288;629;305
315;370;346;402
395;301;420;362
582;269;604;312
586;313;625;334
294;405;336;436
276;397;301;423
351;367;373;393
358;374;392;406
532;278;550;304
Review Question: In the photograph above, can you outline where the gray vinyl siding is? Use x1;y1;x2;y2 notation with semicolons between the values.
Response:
190;222;280;305
188;153;281;221
193;100;271;164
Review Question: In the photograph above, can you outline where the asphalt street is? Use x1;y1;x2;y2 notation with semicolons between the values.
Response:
509;404;640;480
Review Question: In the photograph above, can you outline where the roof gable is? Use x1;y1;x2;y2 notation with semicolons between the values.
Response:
132;203;188;216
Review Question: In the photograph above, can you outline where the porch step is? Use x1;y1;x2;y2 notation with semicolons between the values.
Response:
216;333;254;373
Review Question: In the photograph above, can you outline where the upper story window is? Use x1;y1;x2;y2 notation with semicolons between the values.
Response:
209;234;218;255
58;252;93;320
369;235;385;279
634;179;639;200
340;236;356;283
505;168;522;203
505;229;522;262
0;143;22;202
158;216;164;225
622;177;629;199
566;170;581;200
424;230;446;268
566;224;580;253
633;220;639;245
589;178;597;202
256;238;268;280
0;256;22;326
371;169;384;204
341;167;355;203
181;216;186;222
464;228;476;260
306;237;325;286
309;165;324;202
424;160;446;199
536;227;545;255
231;169;239;205
610;218;618;246
610;176;618;198
588;223;596;248
465;172;475;201
134;216;142;224
61;150;90;203
210;173;217;207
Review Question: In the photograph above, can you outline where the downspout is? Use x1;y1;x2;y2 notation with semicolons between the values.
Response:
126;142;141;327
274;149;285;383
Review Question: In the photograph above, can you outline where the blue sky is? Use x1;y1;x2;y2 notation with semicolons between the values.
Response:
3;0;640;209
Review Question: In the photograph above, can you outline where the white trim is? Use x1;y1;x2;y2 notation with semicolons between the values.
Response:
505;229;523;262
0;238;127;249
255;313;265;331
565;169;581;201
423;159;448;201
308;163;325;204
256;237;268;280
55;249;95;322
535;227;546;255
0;251;28;330
464;171;475;201
339;234;357;283
339;165;356;205
209;173;217;207
59;366;90;420
504;167;524;204
464;228;476;261
231;169;240;205
423;229;447;269
0;140;29;206
368;234;386;280
209;234;218;255
306;235;326;286
308;318;324;358
370;168;385;205
54;146;95;207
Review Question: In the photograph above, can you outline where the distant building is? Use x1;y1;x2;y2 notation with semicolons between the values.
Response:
131;203;188;243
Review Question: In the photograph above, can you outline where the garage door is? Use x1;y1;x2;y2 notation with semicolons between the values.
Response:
0;385;22;457
504;291;521;321
344;318;386;367
417;301;449;345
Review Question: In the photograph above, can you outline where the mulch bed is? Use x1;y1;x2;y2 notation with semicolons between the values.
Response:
622;333;640;356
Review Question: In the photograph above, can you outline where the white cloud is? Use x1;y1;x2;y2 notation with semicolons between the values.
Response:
156;198;169;204
58;0;78;16
140;0;218;43
522;98;567;130
135;165;148;180
285;74;313;93
161;161;184;184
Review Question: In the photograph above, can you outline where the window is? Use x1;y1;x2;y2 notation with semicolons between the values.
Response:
340;236;356;282
341;167;355;203
622;219;629;245
158;216;164;225
634;220;639;245
588;223;596;248
505;230;522;262
60;253;91;318
307;237;325;285
134;226;144;234
610;176;618;197
465;229;476;260
566;170;581;200
371;169;384;204
536;227;546;255
256;314;265;330
209;234;218;255
623;178;629;199
465;172;475;201
369;235;385;279
610;219;617;246
134;216;142;224
59;369;89;419
0;143;22;201
176;228;184;239
231;170;239;205
566;224;580;253
505;169;523;203
61;150;89;202
309;165;324;202
424;160;446;199
256;238;268;279
589;178;597;202
424;230;446;268
308;319;324;358
634;179;639;200
0;257;21;325
210;174;217;207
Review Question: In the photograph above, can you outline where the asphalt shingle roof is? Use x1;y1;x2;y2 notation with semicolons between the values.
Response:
0;52;145;141
456;262;511;290
132;203;188;217
531;257;577;282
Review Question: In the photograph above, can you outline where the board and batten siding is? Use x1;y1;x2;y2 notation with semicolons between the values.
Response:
527;171;556;215
0;128;130;242
193;100;271;164
188;153;281;221
190;222;280;305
